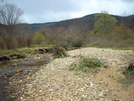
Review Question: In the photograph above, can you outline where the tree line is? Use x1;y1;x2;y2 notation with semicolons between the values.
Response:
0;1;134;50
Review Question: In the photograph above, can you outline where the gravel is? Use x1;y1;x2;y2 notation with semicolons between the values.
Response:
7;47;134;101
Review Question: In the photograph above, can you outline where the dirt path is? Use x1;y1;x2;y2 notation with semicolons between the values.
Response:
8;48;134;101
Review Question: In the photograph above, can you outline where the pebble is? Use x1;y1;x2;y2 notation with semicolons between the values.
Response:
6;48;134;101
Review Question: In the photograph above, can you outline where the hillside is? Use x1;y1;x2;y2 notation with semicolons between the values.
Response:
51;14;134;30
28;22;57;28
27;14;134;30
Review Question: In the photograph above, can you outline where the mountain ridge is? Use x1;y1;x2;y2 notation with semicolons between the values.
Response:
27;13;134;29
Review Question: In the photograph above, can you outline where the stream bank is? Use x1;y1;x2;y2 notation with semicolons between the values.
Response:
0;53;52;101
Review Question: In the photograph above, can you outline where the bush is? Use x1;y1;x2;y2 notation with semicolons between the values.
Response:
71;38;85;47
123;63;134;83
118;63;134;85
59;42;68;50
33;32;45;45
69;58;102;72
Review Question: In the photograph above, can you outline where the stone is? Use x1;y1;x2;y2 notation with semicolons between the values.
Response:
34;57;41;59
15;70;23;73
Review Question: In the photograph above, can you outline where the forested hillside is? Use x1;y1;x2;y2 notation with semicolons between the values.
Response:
0;11;134;50
27;13;134;30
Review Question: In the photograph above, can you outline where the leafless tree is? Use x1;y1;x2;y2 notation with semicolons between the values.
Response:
0;3;23;49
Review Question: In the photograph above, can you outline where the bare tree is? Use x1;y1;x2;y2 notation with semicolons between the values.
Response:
0;3;23;49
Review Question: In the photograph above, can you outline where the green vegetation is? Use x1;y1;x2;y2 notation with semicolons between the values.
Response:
74;72;81;75
33;32;46;46
66;35;72;45
53;55;65;59
0;49;16;56
124;64;134;83
70;63;78;67
69;58;102;72
124;68;134;76
0;7;134;54
118;63;134;85
93;11;118;34
0;47;39;56
71;37;85;47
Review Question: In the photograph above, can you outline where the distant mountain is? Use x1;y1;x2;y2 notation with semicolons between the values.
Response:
28;22;57;28
25;14;134;30
49;14;95;30
50;14;134;30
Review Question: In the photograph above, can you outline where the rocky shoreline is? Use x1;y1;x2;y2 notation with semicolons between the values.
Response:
4;48;134;101
0;53;52;101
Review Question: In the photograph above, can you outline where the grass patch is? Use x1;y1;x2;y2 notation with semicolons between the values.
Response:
69;58;102;72
0;49;17;56
118;63;134;85
0;46;48;56
74;72;81;75
70;63;78;67
53;55;65;59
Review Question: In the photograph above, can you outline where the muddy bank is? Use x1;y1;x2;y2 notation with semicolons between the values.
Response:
0;53;52;101
0;54;25;62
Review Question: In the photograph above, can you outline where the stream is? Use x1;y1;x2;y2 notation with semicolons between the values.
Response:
0;54;51;101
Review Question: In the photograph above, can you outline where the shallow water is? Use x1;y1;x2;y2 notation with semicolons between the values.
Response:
0;54;50;101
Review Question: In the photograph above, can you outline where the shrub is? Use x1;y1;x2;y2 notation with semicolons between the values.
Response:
123;63;134;75
119;63;134;85
69;58;102;72
71;38;85;47
33;32;45;45
66;35;72;45
59;42;68;50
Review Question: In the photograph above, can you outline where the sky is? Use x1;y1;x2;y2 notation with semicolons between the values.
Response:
5;0;134;24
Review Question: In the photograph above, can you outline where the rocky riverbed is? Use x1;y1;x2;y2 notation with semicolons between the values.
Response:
0;53;52;101
2;48;134;101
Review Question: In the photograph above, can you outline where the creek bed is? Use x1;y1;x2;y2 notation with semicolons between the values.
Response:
0;54;52;101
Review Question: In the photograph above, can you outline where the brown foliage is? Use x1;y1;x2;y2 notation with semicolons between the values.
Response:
53;46;67;57
112;24;131;40
25;37;32;47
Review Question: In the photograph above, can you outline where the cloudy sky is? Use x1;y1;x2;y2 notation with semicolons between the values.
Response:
6;0;134;23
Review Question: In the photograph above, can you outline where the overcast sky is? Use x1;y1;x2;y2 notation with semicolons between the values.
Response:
6;0;134;24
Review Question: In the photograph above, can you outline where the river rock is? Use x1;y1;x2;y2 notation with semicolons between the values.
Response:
14;70;23;73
